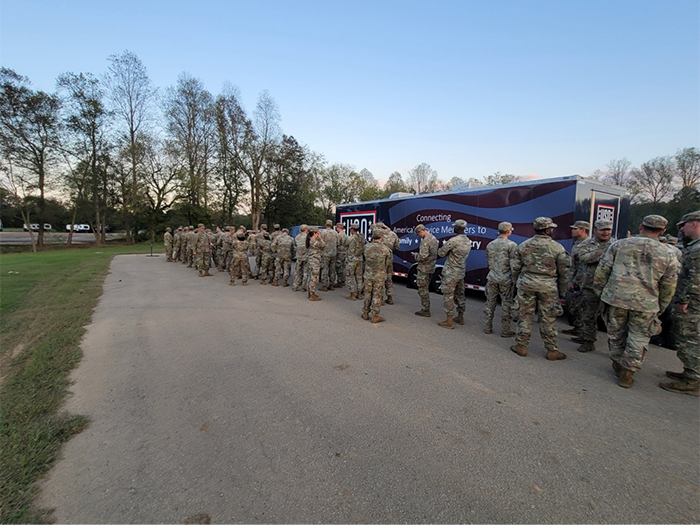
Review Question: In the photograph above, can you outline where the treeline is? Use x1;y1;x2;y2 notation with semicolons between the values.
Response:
0;51;697;247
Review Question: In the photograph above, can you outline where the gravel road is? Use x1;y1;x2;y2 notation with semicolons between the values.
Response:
38;254;699;523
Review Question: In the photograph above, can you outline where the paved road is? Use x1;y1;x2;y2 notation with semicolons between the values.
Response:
39;255;699;523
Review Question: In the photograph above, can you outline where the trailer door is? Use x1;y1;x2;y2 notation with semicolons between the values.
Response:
589;190;622;238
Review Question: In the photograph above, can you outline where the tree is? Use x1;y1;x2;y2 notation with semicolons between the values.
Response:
675;147;700;188
106;50;157;242
317;163;361;218
384;171;409;196
484;172;521;186
602;158;632;187
0;159;39;250
442;176;467;191
407;163;439;194
630;156;676;207
0;68;61;248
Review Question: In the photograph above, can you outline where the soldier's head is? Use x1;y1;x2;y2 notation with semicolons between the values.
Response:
677;210;700;241
640;215;667;236
453;219;467;235
533;217;556;236
497;222;513;237
593;219;613;242
282;228;289;234
335;222;344;232
260;224;268;231
372;228;383;241
237;231;246;240
189;225;194;230
570;220;590;240
264;232;271;240
325;219;333;229
177;227;183;231
667;236;679;246
415;224;429;238
197;223;205;231
273;223;280;230
166;227;171;232
300;224;308;233
658;235;668;243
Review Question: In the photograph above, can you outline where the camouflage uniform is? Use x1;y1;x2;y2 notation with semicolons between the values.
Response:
254;226;267;278
320;222;338;289
257;234;274;284
306;231;326;297
346;226;366;297
362;234;392;320
218;230;233;271
164;229;173;261
593;215;679;376
511;218;570;356
271;231;295;286
229;234;249;285
335;224;349;286
185;227;196;266
293;229;309;291
380;224;400;300
173;228;183;261
414;225;438;314
574;232;613;343
437;221;471;319
484;226;517;334
194;227;211;275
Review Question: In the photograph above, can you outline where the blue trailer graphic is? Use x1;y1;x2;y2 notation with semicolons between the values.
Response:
336;176;630;292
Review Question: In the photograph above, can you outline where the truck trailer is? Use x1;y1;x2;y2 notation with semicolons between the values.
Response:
335;175;630;292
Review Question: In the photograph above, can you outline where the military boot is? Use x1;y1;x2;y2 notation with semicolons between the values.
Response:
577;341;595;353
292;286;298;292
385;296;394;305
282;280;289;287
546;349;567;361
659;379;699;396
483;325;493;334
203;269;213;277
371;315;386;324
618;368;635;388
229;279;235;286
270;280;278;286
571;336;586;344
665;370;685;380
328;284;335;291
198;270;204;277
501;328;516;338
454;312;464;325
260;279;267;285
318;286;328;292
510;344;527;357
309;292;321;301
562;327;582;337
345;293;356;300
415;309;431;317
438;315;454;329
361;312;370;320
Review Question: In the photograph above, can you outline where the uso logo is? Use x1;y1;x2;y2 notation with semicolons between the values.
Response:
339;211;377;242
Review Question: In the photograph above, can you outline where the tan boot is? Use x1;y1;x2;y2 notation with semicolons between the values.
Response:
282;280;289;287
618;368;635;388
577;341;595;353
501;330;516;338
371;315;385;324
454;312;464;325
198;270;204;277
546;349;567;361
665;370;686;380
385;296;394;305
318;286;328;292
309;292;321;301
345;293;356;300
361;312;370;320
415;309;431;317
659;379;699;396
203;270;212;277
270;281;278;286
229;279;235;286
510;344;527;357
438;315;454;329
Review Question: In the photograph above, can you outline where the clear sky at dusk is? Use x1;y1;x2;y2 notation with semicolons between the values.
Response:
1;0;698;184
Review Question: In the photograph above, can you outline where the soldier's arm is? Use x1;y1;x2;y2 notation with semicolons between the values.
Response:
674;250;699;305
578;241;608;265
658;256;681;312
556;249;572;297
510;248;522;284
437;238;451;258
592;246;615;297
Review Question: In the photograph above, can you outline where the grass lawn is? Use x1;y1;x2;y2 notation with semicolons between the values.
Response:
0;244;154;523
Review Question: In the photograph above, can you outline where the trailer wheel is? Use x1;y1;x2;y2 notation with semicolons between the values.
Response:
407;266;418;289
429;267;443;294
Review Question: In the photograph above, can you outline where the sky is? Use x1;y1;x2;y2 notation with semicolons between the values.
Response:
0;0;698;185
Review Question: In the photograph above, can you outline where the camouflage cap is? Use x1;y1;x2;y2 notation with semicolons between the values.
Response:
336;222;344;228
453;219;467;228
198;223;205;229
166;227;171;231
533;217;557;229
350;221;360;229
177;227;183;231
300;224;308;231
414;224;427;233
374;221;385;228
658;235;668;243
189;225;195;230
372;229;383;239
642;214;668;229
594;219;613;230
325;219;333;226
273;223;280;229
260;224;268;230
676;210;700;227
497;221;513;233
668;237;679;245
239;224;246;230
282;228;289;233
308;226;318;233
570;220;590;230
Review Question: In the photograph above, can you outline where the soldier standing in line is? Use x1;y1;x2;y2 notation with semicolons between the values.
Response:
185;225;196;267
667;236;684;261
436;219;471;329
244;229;256;278
164;227;173;261
253;225;267;278
345;221;365;301
361;228;392;323
173;227;183;262
413;224;438;317
319;219;338;291
306;227;326;301
563;220;590;339
378;222;400;305
593;215;679;388
228;229;249;286
205;228;216;269
510;217;570;360
483;221;517;336
257;231;274;284
335;222;349;288
193;224;213;277
292;224;309;292
270;223;282;241
572;220;614;353
271;228;295;287
660;211;700;396
217;227;232;272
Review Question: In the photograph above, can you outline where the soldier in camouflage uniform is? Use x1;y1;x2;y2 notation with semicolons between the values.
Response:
667;236;684;262
193;224;213;277
271;228;295;286
228;230;249;286
253;225;267;278
593;215;680;388
306;227;326;301
206;229;216;269
319;219;338;291
413;224;438;317
185;226;196;267
217;227;233;272
270;223;282;241
361;228;392;323
510;217;570;360
573;220;613;353
335;222;348;287
483;221;517;336
257;231;274;284
293;224;309;292
377;222;400;304
660;210;700;396
345;221;365;300
563;220;590;338
436;219;471;329
172;227;181;261
164;227;173;261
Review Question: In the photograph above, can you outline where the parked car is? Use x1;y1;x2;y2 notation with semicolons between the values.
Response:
24;223;52;232
65;224;91;232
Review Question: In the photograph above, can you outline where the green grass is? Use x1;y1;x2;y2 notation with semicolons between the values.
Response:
0;244;153;523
